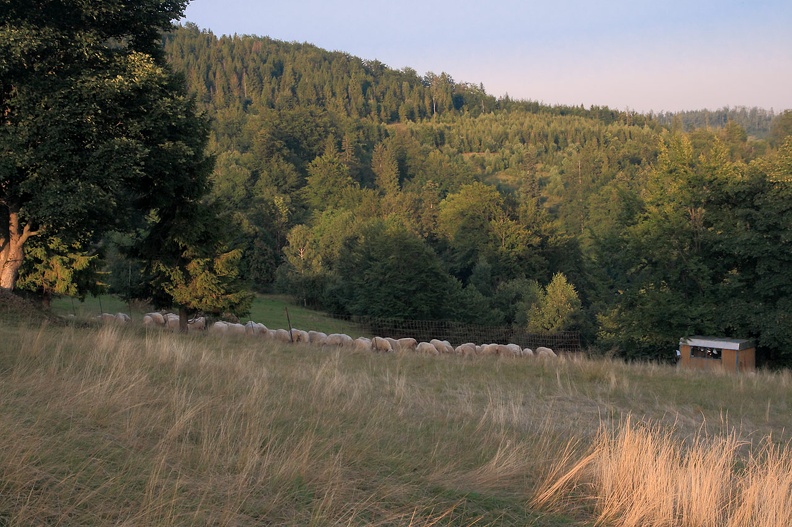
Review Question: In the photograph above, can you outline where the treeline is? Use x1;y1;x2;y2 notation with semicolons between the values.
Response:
164;24;652;127
653;107;777;138
138;25;792;364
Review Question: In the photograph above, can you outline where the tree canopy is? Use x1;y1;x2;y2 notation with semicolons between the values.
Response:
2;1;252;323
1;0;195;290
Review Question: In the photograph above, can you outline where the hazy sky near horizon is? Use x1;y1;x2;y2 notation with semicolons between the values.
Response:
182;0;792;113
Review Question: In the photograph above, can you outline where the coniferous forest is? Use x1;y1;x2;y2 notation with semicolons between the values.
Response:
65;24;792;364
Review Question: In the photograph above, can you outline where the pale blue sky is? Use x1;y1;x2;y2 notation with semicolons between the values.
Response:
182;0;792;113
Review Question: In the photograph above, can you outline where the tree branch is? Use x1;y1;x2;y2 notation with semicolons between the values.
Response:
19;222;42;244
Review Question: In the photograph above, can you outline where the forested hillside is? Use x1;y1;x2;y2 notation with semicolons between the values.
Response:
154;24;792;364
653;107;778;138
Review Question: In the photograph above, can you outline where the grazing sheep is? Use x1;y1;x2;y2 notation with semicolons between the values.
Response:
293;329;310;344
208;321;228;334
503;343;522;357
325;333;354;347
97;313;116;324
480;343;499;356
308;331;327;345
385;337;400;351
273;328;292;343
338;333;355;347
164;313;180;330
114;313;130;323
188;317;206;331
372;337;393;353
430;339;454;354
226;322;247;335
522;348;534;357
416;341;440;355
397;338;418;352
354;337;372;352
144;312;166;326
536;346;557;358
244;321;261;335
455;343;477;356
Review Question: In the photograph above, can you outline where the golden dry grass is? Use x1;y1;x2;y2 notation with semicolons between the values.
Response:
0;322;790;526
533;417;792;527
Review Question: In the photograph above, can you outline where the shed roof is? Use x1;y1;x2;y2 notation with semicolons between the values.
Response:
679;336;754;351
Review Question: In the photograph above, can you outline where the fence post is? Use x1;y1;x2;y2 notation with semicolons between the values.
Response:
285;307;294;343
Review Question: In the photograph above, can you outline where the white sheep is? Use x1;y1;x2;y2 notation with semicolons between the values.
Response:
226;322;247;335
244;321;261;335
308;331;327;345
397;338;418;352
97;313;116;324
416;341;440;355
293;329;311;344
164;313;180;330
325;333;353;347
273;328;292;342
455;343;477;356
430;339;454;354
188;317;206;331
372;337;393;353
480;343;499;356
354;337;373;352
114;313;130;323
208;321;228;334
143;312;165;326
535;346;557;358
522;347;534;357
501;344;522;357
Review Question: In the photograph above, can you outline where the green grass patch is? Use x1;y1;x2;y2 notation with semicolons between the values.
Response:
242;294;364;336
48;293;365;336
49;294;141;318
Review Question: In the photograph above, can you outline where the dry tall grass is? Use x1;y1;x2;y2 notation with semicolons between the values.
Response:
533;417;792;527
0;324;566;525
1;323;790;525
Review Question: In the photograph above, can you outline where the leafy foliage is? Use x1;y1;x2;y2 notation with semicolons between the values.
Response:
331;221;462;320
3;2;253;323
158;25;792;363
1;0;197;289
16;237;104;305
527;273;582;333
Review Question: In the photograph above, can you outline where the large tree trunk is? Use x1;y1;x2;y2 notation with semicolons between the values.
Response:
179;305;189;333
0;209;38;291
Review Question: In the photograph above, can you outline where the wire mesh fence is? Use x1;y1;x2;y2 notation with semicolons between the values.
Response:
331;314;581;353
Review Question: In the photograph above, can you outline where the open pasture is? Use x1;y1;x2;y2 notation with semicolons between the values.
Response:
0;322;790;526
50;293;363;337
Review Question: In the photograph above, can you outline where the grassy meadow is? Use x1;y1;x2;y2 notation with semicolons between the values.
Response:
50;294;364;337
1;316;791;525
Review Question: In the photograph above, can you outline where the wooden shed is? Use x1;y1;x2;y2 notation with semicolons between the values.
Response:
678;336;755;373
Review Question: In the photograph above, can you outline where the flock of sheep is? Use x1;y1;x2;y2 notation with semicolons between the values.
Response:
98;311;558;358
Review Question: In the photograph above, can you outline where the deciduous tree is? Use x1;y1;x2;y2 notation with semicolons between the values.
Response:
0;0;201;290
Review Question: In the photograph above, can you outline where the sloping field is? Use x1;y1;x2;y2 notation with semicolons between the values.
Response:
50;294;363;337
0;322;790;526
